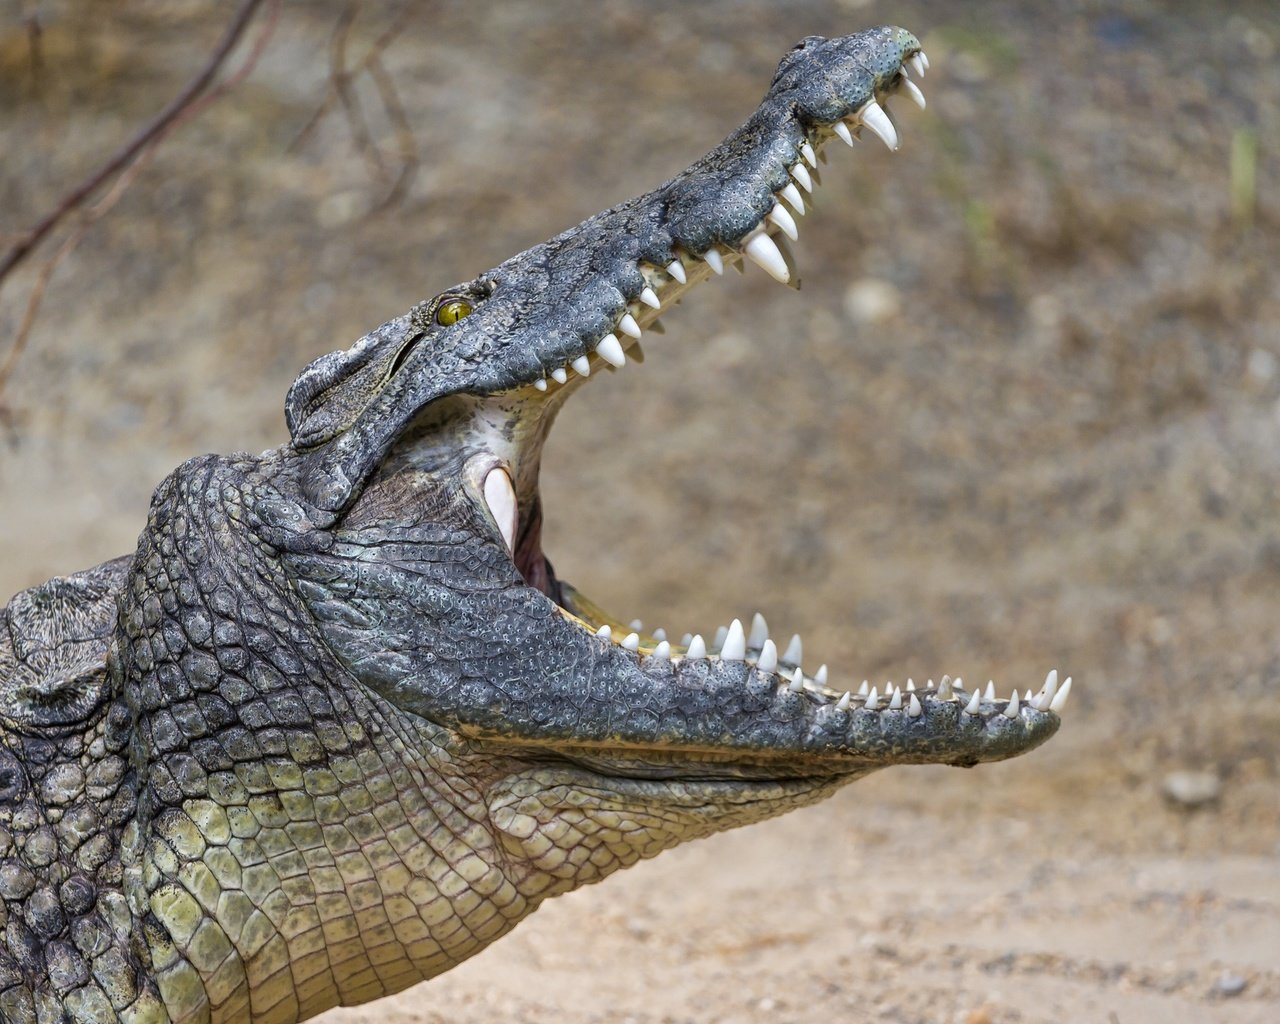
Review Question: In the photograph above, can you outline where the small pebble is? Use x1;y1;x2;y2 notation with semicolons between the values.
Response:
1162;770;1221;808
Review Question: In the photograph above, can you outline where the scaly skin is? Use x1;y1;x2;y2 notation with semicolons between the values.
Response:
0;27;1069;1024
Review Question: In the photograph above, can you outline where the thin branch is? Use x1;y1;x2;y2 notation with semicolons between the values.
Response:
366;52;419;210
0;0;282;403
0;0;267;288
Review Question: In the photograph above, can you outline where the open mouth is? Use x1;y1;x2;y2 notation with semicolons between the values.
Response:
468;53;1072;726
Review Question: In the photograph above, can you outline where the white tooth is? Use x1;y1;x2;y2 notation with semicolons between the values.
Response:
652;628;667;642
619;313;642;338
1034;669;1059;710
859;100;899;151
720;619;746;661
622;632;640;651
901;77;926;110
800;141;817;167
534;378;548;391
780;183;806;215
665;259;687;284
768;202;798;241
482;467;518;553
703;248;724;275
1049;677;1073;713
907;693;923;717
742;228;790;284
1024;690;1034;702
651;641;671;661
919;51;930;72
906;679;916;691
571;354;591;377
748;613;769;649
680;633;693;646
596;624;612;639
1003;690;1021;719
551;367;568;384
963;690;981;714
629;618;644;630
984;681;996;701
757;639;778;674
908;53;926;78
597;333;627;367
713;625;728;650
888;688;903;710
836;691;851;711
788;667;804;693
833;121;855;146
815;664;828;686
639;286;661;309
857;680;869;696
937;677;953;700
781;634;802;666
791;162;813;192
686;634;707;659
865;687;880;711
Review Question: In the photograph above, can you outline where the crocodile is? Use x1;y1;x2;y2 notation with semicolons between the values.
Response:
0;26;1072;1024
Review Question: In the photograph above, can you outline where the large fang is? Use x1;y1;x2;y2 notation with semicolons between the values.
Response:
720;619;746;661
900;77;926;109
483;466;518;553
742;228;790;284
597;334;627;367
780;183;806;215
703;248;725;275
619;312;642;338
639;286;661;309
666;259;687;284
832;121;854;146
769;202;798;241
859;100;899;151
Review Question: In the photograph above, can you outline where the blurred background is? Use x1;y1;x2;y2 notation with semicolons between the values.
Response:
1;1;1277;1021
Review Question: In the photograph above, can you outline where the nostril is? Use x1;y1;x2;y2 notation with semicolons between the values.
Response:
483;466;518;553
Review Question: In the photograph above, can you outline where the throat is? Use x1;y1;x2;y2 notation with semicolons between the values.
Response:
513;494;561;601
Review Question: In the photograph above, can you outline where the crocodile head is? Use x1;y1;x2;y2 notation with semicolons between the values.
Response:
274;27;1067;897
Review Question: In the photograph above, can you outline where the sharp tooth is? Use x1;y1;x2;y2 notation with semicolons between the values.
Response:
865;687;880;711
742;228;790;284
571;354;591;377
1032;669;1059;711
680;633;693;646
833;121;855;146
596;624;612;639
1003;690;1021;719
720;619;746;661
534;378;548;391
1024;689;1034;702
937;677;953;701
815;664;828;686
836;691;851;711
713;625;728;650
908;693;923;717
618;312;642;338
597;333;627;367
919;51;930;72
780;183;806;215
857;680;869;696
652;628;667;642
790;162;813;192
888;688;903;710
900;77;926;110
703;248;724;275
788;667;804;693
984;681;996;701
482;467;518;553
906;679;916;691
651;640;671;661
665;259;687;284
859;100;899;151
622;632;640;651
629;619;644;630
748;613;769;649
686;634;707;659
1049;677;1073;713
757;639;778;674
551;367;568;384
963;690;981;714
781;634;802;666
908;53;926;78
768;202;798;241
639;286;661;309
800;141;817;167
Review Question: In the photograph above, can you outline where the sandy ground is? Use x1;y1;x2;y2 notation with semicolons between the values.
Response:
1;2;1278;1021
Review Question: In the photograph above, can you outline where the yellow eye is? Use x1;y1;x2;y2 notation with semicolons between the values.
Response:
436;298;473;326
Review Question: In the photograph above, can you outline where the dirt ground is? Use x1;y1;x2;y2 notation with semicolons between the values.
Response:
1;1;1278;1022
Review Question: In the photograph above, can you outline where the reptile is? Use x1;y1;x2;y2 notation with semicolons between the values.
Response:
0;26;1072;1024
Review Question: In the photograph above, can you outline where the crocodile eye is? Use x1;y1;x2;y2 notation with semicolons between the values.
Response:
436;299;473;326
